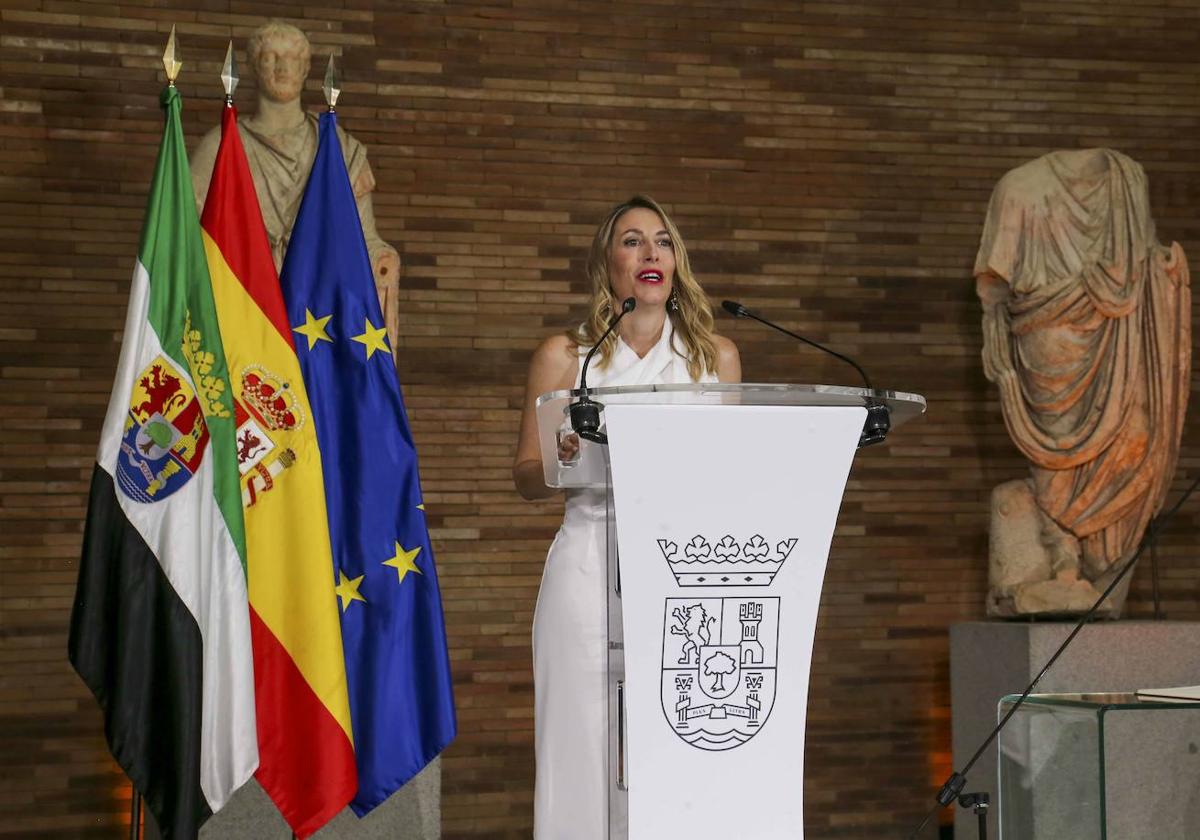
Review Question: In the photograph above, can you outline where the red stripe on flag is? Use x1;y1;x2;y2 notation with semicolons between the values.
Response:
200;106;294;346
250;608;356;838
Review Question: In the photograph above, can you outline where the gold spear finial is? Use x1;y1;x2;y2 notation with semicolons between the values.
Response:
323;54;340;111
221;40;238;103
162;25;182;85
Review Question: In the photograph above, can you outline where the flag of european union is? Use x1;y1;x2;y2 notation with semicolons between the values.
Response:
279;111;456;815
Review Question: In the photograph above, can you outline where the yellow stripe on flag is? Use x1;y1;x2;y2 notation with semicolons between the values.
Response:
204;231;353;741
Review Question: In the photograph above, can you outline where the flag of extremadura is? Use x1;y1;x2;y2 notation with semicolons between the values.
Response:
68;84;257;839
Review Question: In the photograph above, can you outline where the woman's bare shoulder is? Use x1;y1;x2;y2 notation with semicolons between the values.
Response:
529;333;580;389
714;333;738;353
713;334;741;382
534;332;576;356
714;334;740;363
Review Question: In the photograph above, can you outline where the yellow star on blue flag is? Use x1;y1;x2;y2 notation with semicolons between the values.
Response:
294;308;334;350
383;541;423;585
351;318;389;359
335;570;367;612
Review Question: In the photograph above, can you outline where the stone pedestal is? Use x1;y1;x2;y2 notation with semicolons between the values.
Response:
145;758;440;839
950;621;1200;839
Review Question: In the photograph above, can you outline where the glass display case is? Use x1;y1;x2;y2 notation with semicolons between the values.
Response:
998;692;1200;840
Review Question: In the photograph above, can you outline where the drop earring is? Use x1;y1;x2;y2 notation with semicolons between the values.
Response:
667;290;680;314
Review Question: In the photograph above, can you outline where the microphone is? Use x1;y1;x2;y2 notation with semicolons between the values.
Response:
569;296;636;445
720;299;890;447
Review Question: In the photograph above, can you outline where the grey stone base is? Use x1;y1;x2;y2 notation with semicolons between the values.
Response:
950;621;1200;839
145;758;440;839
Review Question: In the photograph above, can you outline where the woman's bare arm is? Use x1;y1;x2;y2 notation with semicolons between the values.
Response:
513;334;579;500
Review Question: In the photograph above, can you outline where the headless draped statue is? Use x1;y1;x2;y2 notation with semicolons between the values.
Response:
190;20;401;348
976;148;1191;618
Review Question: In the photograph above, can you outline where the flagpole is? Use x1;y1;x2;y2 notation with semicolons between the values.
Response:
124;27;178;840
221;39;237;108
323;53;340;112
219;40;306;840
130;788;142;840
282;45;457;824
303;63;338;840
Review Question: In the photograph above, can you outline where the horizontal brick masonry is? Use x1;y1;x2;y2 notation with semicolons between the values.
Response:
2;1;1199;837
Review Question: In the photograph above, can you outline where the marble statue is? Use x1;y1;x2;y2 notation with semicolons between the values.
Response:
975;148;1191;618
190;20;401;348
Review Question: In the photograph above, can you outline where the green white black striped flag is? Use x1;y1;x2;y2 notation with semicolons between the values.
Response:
68;83;257;839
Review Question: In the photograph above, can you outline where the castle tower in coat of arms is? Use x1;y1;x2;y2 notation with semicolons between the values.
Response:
739;602;764;665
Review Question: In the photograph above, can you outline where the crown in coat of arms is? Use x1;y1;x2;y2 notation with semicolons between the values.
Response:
241;365;302;431
658;534;797;587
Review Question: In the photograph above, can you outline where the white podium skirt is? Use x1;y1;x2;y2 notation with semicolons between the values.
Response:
532;489;608;840
607;404;863;840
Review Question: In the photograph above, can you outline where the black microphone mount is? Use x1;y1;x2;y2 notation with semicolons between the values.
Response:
569;297;636;445
721;300;890;447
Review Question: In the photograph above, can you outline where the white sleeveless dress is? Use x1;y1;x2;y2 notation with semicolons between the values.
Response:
532;321;716;840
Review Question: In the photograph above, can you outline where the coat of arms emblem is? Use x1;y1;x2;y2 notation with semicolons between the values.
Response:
116;355;210;503
233;364;303;507
661;596;780;751
656;533;791;751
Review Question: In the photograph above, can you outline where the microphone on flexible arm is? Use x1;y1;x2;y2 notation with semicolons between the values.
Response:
720;300;890;448
569;296;637;445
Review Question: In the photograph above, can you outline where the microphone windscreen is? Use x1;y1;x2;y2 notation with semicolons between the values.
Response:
721;300;746;317
621;296;637;313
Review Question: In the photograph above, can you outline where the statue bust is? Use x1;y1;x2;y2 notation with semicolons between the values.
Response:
190;20;401;347
975;148;1191;618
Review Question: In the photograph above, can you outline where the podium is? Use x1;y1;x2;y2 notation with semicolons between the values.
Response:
536;383;925;840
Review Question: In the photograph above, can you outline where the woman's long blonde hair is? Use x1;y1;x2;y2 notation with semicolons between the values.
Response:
569;195;717;381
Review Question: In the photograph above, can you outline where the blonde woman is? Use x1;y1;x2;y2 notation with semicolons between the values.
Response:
513;196;740;838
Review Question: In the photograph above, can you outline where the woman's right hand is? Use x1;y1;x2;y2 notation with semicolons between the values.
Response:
556;431;580;465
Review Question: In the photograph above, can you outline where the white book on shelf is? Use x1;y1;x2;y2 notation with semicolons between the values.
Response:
1135;685;1200;702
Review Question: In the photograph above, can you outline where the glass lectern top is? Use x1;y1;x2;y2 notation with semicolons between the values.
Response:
1001;692;1200;710
535;382;926;489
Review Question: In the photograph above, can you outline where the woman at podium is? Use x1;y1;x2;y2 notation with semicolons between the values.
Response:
513;195;741;838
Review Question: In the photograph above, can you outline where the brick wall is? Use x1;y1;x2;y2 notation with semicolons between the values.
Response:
3;1;1199;837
